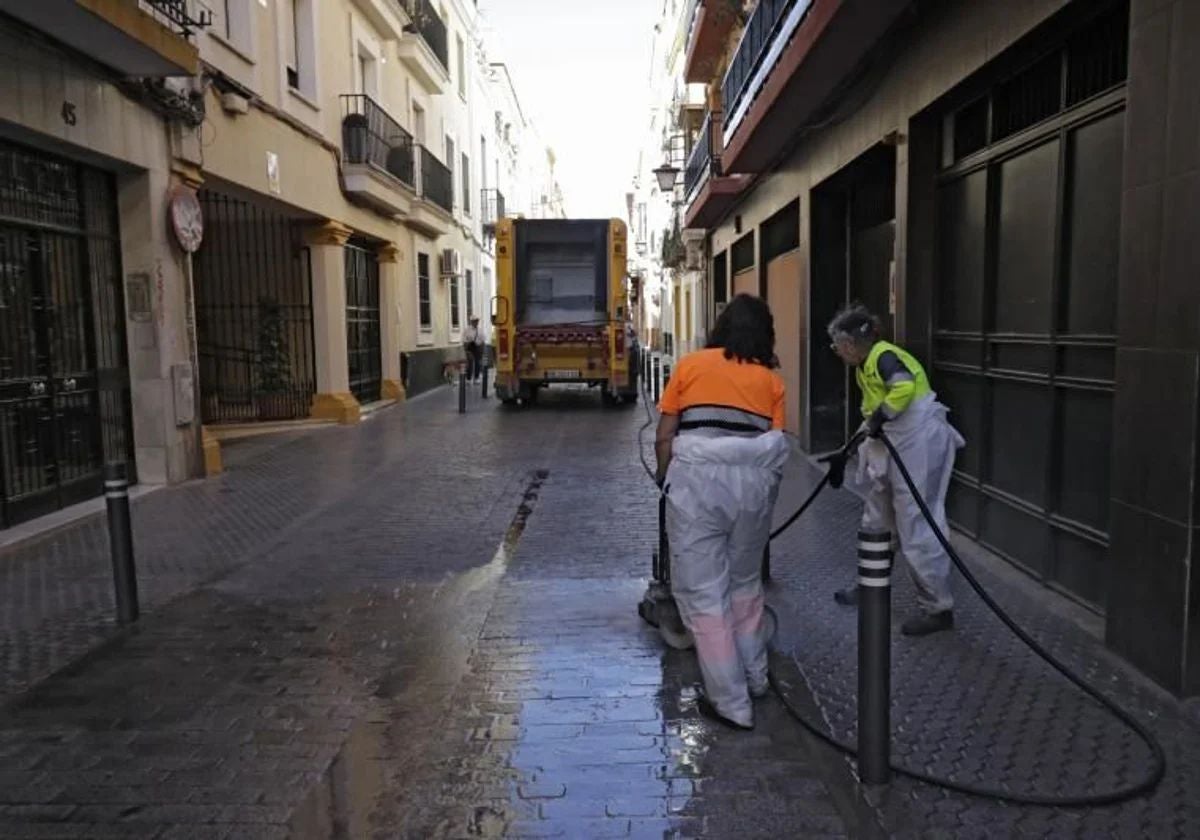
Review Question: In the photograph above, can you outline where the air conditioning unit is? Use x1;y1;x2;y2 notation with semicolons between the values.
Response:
439;248;461;277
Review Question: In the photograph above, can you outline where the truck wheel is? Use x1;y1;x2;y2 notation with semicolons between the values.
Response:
601;390;618;407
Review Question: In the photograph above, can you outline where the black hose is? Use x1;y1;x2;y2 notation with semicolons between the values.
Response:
766;432;1166;806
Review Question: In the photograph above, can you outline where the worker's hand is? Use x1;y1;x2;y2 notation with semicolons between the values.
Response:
821;451;848;489
866;412;886;439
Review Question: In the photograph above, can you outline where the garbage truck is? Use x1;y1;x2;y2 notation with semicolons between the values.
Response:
491;217;639;405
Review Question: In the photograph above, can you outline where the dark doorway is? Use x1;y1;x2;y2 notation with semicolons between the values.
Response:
0;140;135;526
809;144;897;452
345;243;382;405
932;1;1128;610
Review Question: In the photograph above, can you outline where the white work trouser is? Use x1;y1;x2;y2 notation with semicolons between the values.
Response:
665;430;791;727
857;395;965;614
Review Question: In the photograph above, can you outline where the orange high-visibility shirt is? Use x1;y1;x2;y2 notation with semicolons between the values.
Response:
658;348;785;430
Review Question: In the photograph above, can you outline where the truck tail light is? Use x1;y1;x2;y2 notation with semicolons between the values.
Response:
499;330;510;361
615;328;625;360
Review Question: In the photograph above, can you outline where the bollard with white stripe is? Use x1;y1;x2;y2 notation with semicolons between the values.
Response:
104;462;139;625
857;528;893;785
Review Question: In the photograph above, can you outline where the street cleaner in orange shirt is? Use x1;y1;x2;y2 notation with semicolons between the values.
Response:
655;294;791;731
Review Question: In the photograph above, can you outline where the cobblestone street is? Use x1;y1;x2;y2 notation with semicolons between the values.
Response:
0;386;876;839
0;384;1198;838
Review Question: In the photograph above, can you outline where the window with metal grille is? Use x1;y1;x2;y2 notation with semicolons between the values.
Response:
953;97;989;161
992;52;1063;142
450;272;461;330
1066;2;1129;107
418;253;432;329
466;269;474;320
944;1;1129;160
731;233;754;275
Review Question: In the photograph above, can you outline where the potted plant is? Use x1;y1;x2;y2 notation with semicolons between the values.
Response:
342;111;370;164
255;297;295;421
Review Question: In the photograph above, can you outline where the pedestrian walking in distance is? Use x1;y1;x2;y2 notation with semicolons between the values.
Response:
655;294;791;731
825;304;965;637
463;316;484;381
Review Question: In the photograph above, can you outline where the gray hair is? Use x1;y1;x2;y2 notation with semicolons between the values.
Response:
827;304;881;345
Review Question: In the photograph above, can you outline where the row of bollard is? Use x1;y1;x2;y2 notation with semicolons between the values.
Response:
645;353;671;405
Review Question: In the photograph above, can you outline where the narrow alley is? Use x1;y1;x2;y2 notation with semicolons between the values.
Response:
2;0;1200;837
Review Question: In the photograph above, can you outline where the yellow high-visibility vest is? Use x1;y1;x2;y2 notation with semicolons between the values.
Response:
856;340;931;420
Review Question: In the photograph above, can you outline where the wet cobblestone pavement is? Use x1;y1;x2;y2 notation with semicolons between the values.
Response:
0;387;874;838
0;383;1198;837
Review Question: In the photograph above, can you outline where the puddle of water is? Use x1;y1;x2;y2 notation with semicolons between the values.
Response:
289;471;549;837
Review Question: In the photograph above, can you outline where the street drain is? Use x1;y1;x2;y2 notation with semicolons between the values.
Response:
500;469;548;557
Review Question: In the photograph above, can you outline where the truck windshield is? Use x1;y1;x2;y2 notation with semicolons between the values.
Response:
519;243;606;327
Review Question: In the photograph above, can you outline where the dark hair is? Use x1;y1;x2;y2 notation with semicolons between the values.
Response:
827;304;881;346
706;293;776;366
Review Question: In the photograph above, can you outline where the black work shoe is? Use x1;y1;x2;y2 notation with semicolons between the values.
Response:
833;586;859;607
901;611;954;637
696;695;754;731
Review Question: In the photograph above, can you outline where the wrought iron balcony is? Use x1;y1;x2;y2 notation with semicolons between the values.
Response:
340;95;415;188
684;112;721;200
402;0;449;72
722;0;797;126
140;0;211;37
418;146;454;214
481;189;506;229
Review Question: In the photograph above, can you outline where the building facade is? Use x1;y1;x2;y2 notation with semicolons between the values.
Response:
0;0;560;523
673;0;1200;696
629;0;710;362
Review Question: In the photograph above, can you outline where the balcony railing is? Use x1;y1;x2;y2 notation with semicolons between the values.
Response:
722;0;796;126
403;0;449;72
419;146;454;214
481;188;506;227
340;94;415;188
684;112;721;199
139;0;212;37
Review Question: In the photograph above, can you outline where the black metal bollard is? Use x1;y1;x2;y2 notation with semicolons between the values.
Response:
481;363;489;400
761;544;771;582
857;529;893;785
104;462;139;625
652;356;661;404
458;362;467;414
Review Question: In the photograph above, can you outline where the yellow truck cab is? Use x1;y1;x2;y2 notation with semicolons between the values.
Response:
492;218;639;406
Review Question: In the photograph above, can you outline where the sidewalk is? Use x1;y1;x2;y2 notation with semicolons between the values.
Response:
767;453;1200;837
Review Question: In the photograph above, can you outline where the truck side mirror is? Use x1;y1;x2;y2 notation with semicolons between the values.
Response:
490;296;509;326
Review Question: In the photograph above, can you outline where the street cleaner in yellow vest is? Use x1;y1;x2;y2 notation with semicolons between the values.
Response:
825;305;965;637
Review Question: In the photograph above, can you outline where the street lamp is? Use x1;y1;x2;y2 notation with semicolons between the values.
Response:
653;162;680;192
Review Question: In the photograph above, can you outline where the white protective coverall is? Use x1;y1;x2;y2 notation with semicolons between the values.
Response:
665;429;792;726
857;393;965;614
